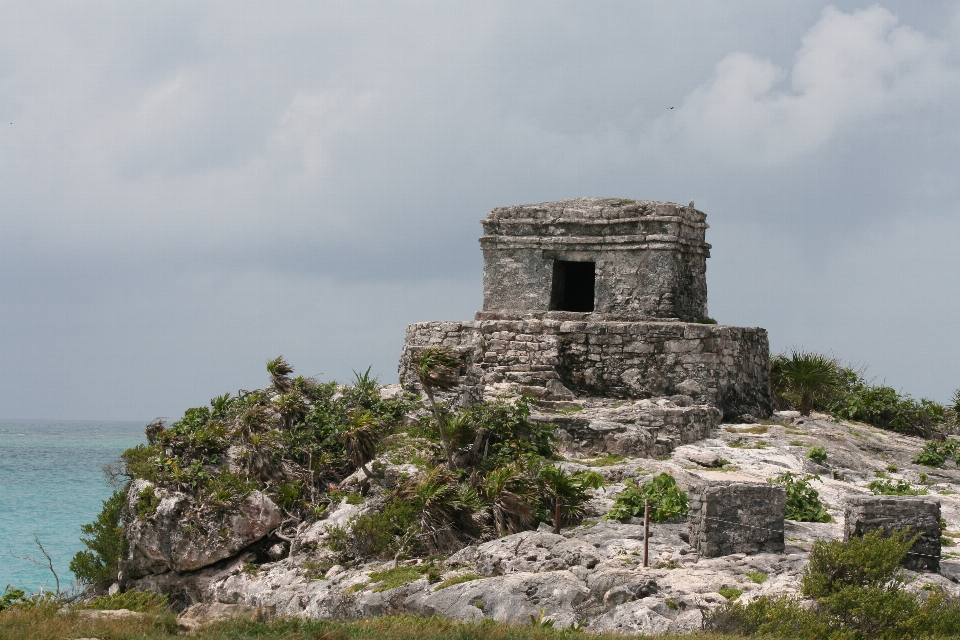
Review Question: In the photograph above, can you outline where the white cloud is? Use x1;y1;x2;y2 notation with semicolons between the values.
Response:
665;6;957;162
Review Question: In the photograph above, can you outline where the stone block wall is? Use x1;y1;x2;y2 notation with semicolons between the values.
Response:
541;402;722;459
844;496;941;571
398;316;771;420
480;198;709;321
688;482;785;557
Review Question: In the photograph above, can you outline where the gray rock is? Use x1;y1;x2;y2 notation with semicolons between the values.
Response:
406;570;589;627
475;531;600;576
177;603;264;631
590;599;672;634
603;580;659;609
122;480;282;578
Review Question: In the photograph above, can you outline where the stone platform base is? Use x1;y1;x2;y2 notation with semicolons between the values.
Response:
398;315;771;420
531;399;721;459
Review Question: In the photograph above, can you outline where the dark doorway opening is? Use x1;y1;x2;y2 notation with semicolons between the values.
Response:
550;261;595;312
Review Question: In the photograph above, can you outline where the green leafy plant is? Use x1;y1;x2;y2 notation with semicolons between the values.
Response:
605;472;688;522
69;489;127;587
806;447;827;465
913;438;960;468
771;472;832;523
0;586;27;612
868;478;927;496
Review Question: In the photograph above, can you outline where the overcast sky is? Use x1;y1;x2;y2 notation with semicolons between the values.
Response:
2;1;959;421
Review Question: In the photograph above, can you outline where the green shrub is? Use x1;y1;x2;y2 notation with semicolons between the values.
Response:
69;489;127;587
830;368;947;437
605;473;687;522
806;447;827;465
707;529;960;640
868;478;927;496
135;486;161;519
119;444;161;482
84;590;168;613
347;498;419;558
718;586;742;600
0;586;27;612
914;438;960;468
747;570;768;584
771;351;842;415
771;472;832;522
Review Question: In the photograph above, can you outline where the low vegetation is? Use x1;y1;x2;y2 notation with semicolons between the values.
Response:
73;348;605;586
605;472;688;522
771;350;957;437
706;530;960;640
770;473;832;522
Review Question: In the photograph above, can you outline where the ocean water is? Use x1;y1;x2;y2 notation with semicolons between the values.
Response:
0;419;145;592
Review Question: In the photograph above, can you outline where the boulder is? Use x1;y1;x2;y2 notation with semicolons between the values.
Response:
177;602;265;631
122;480;282;578
474;531;601;576
406;570;590;627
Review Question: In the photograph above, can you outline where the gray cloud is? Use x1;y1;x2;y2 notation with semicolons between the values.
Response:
1;1;959;419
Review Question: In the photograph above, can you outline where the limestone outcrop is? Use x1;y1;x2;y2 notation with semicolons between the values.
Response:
121;479;282;579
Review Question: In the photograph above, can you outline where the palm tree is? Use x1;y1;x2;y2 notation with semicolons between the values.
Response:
412;346;461;467
480;465;535;536
397;469;487;553
538;465;604;534
771;350;841;416
267;355;295;393
340;411;379;479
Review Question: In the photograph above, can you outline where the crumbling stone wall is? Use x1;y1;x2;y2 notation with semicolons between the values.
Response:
844;495;941;571
481;199;709;321
398;316;771;420
688;482;785;557
543;402;722;458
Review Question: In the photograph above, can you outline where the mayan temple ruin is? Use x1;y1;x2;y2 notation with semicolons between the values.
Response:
399;198;772;457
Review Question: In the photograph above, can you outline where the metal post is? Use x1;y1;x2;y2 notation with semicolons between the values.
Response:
643;498;650;568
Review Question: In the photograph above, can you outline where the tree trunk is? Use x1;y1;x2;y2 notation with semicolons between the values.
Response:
424;387;454;467
554;497;562;534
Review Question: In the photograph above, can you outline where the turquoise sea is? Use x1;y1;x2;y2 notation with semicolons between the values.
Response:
0;419;145;592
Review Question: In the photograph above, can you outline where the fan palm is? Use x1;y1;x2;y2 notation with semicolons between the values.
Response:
397;469;487;553
412;346;461;467
340;411;379;479
538;465;604;534
771;351;841;416
480;464;535;536
267;355;295;393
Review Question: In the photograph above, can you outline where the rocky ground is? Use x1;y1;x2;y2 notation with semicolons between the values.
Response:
127;398;960;634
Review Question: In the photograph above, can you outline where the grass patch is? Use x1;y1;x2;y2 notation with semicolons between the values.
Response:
789;440;805;447
747;571;768;584
368;566;423;592
581;453;625;467
435;573;483;590
0;608;744;640
941;489;958;495
555;406;584;414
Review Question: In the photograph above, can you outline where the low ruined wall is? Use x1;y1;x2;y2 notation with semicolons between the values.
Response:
398;317;771;420
844;496;941;571
688;482;785;557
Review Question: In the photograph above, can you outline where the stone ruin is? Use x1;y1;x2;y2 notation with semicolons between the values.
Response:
845;495;942;571
688;481;786;557
399;198;772;444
